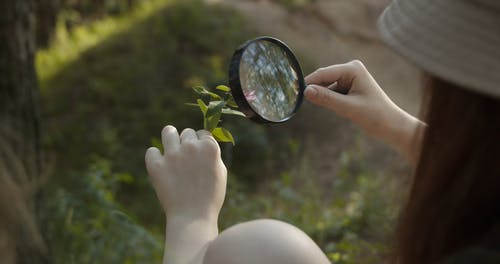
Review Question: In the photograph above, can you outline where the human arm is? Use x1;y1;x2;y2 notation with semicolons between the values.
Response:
145;126;227;264
304;60;426;164
145;126;331;264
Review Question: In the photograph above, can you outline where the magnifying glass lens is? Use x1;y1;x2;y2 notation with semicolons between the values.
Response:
229;37;305;123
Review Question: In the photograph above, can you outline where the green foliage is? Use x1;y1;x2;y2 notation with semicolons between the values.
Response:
42;158;162;263
39;0;251;215
220;142;399;264
186;85;245;145
38;0;259;257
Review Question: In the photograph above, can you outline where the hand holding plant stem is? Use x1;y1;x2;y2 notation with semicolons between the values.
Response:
148;84;242;263
186;85;245;145
145;125;228;264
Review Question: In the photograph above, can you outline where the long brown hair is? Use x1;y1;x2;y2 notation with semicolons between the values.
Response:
393;75;500;263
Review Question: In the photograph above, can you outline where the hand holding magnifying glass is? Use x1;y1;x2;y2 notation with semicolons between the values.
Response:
228;37;424;162
228;36;357;124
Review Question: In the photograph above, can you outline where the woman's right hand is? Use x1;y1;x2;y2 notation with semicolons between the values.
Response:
304;60;424;163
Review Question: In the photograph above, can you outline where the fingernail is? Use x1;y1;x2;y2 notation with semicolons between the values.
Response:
163;125;175;132
305;85;317;98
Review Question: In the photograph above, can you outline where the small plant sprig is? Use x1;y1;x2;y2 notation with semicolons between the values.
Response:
186;85;245;145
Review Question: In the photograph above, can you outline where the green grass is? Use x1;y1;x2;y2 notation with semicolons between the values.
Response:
42;158;163;263
36;0;174;85
220;140;399;263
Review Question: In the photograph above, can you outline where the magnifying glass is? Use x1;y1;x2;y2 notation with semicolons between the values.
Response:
228;36;306;123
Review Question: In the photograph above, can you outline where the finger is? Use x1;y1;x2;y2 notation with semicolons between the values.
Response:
328;82;350;95
162;125;180;153
305;62;358;86
180;128;198;143
305;64;347;85
197;130;220;154
196;129;212;138
145;147;163;175
304;84;353;116
197;130;218;144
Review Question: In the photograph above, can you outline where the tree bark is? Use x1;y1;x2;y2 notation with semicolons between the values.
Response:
0;0;47;262
35;0;60;48
0;0;41;183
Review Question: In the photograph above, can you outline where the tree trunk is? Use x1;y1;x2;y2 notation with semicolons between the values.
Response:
35;0;60;48
0;0;41;183
0;0;47;262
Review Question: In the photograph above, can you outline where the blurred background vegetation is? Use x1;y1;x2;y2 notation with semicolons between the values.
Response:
30;0;417;263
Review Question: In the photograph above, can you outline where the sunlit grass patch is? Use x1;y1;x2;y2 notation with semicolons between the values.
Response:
36;0;173;86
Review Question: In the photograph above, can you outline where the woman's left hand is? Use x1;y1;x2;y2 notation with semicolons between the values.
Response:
145;125;227;223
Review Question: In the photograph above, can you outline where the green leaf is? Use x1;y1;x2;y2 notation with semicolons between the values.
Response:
196;99;208;116
192;86;208;94
192;86;221;100
185;103;199;107
205;101;225;131
226;97;238;108
221;108;246;117
206;113;221;131
212;127;235;145
206;101;225;117
206;91;222;100
216;85;231;92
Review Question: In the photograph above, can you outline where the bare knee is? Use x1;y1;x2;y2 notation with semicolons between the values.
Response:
203;219;329;264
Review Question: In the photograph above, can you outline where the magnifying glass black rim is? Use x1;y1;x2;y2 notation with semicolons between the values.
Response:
228;36;306;124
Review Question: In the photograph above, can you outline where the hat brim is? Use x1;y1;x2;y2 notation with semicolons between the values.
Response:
377;0;500;98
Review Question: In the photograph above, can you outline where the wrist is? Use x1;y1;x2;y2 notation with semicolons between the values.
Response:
384;107;424;163
165;216;219;264
167;215;219;240
167;208;220;225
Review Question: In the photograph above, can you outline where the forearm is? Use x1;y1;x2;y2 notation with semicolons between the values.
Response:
382;105;426;164
164;216;218;264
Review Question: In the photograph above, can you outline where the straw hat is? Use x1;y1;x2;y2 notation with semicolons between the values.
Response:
378;0;500;98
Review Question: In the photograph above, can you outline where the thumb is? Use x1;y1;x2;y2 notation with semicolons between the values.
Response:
304;84;353;116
